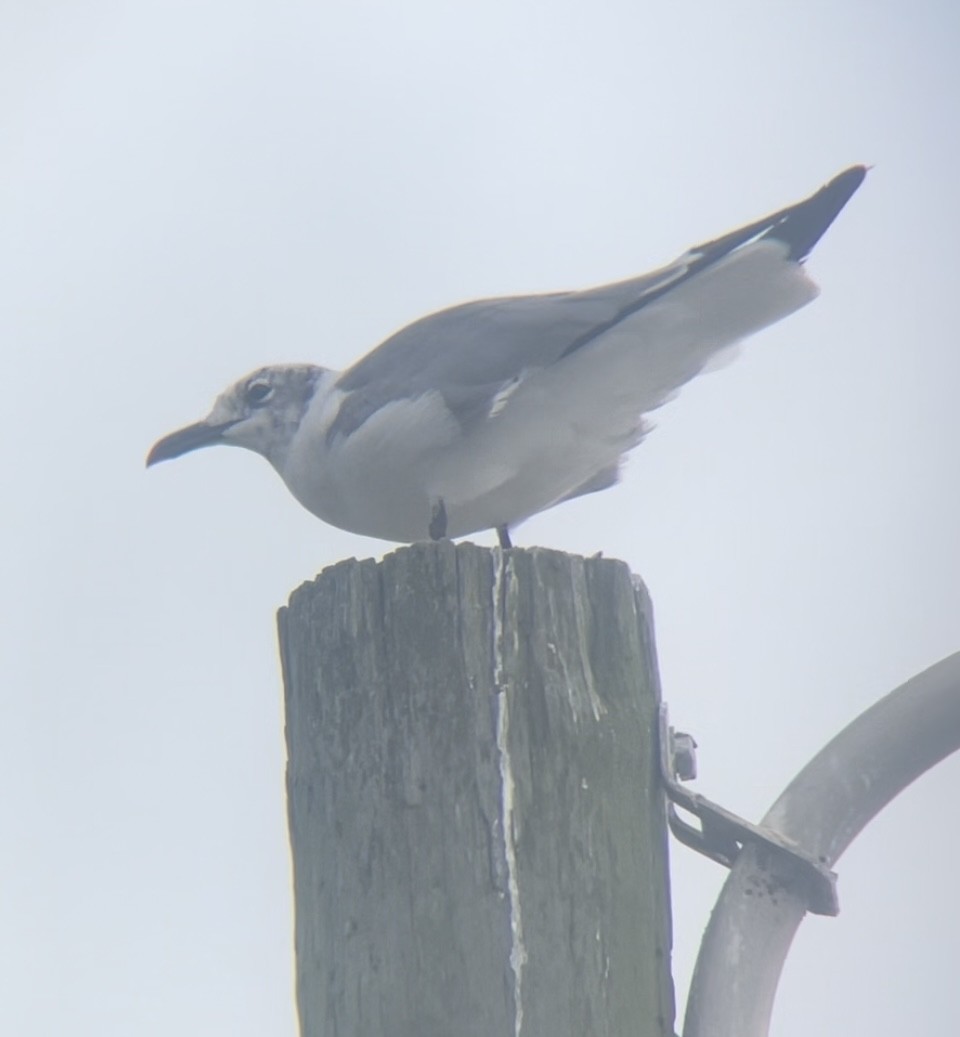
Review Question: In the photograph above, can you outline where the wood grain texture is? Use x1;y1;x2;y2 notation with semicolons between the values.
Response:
278;542;673;1037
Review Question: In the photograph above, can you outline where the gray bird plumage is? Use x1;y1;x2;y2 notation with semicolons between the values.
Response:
147;166;866;546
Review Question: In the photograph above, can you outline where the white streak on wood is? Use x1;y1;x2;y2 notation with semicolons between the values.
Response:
493;551;527;1036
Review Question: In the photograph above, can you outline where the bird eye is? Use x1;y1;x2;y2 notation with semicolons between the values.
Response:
245;380;273;406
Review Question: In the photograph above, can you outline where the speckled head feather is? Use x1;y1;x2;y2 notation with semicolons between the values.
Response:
147;364;327;468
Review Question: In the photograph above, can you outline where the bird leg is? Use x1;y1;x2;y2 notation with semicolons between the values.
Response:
429;498;448;541
496;525;513;549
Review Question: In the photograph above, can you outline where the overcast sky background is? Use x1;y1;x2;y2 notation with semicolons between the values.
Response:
3;2;959;1034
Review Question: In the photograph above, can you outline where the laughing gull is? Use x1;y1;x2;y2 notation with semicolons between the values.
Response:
148;166;865;547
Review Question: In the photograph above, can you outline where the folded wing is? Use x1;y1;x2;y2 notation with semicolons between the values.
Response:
331;166;866;442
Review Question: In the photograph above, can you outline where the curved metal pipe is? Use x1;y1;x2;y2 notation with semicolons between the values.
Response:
683;651;960;1037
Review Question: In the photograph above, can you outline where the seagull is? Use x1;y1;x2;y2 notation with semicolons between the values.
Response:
148;166;865;547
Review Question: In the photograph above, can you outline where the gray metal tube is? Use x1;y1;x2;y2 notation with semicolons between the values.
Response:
683;651;960;1037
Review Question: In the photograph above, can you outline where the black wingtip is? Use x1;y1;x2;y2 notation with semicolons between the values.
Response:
764;165;868;261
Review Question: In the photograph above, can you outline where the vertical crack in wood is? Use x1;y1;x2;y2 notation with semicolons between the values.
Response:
492;548;526;1036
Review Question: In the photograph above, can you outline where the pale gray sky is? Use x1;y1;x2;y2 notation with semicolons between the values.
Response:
3;2;959;1034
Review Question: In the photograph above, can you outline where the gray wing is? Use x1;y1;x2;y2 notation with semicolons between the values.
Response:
330;166;866;441
330;273;676;441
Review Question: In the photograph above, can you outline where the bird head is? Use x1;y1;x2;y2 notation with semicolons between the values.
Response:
146;364;326;469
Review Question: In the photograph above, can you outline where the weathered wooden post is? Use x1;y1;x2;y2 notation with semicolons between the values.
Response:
278;541;674;1037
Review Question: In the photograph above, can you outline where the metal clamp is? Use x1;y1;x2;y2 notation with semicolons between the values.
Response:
658;704;839;916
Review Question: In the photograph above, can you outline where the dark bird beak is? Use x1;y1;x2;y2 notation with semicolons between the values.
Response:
146;420;237;467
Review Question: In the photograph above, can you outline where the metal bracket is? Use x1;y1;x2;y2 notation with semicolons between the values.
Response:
658;704;839;916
